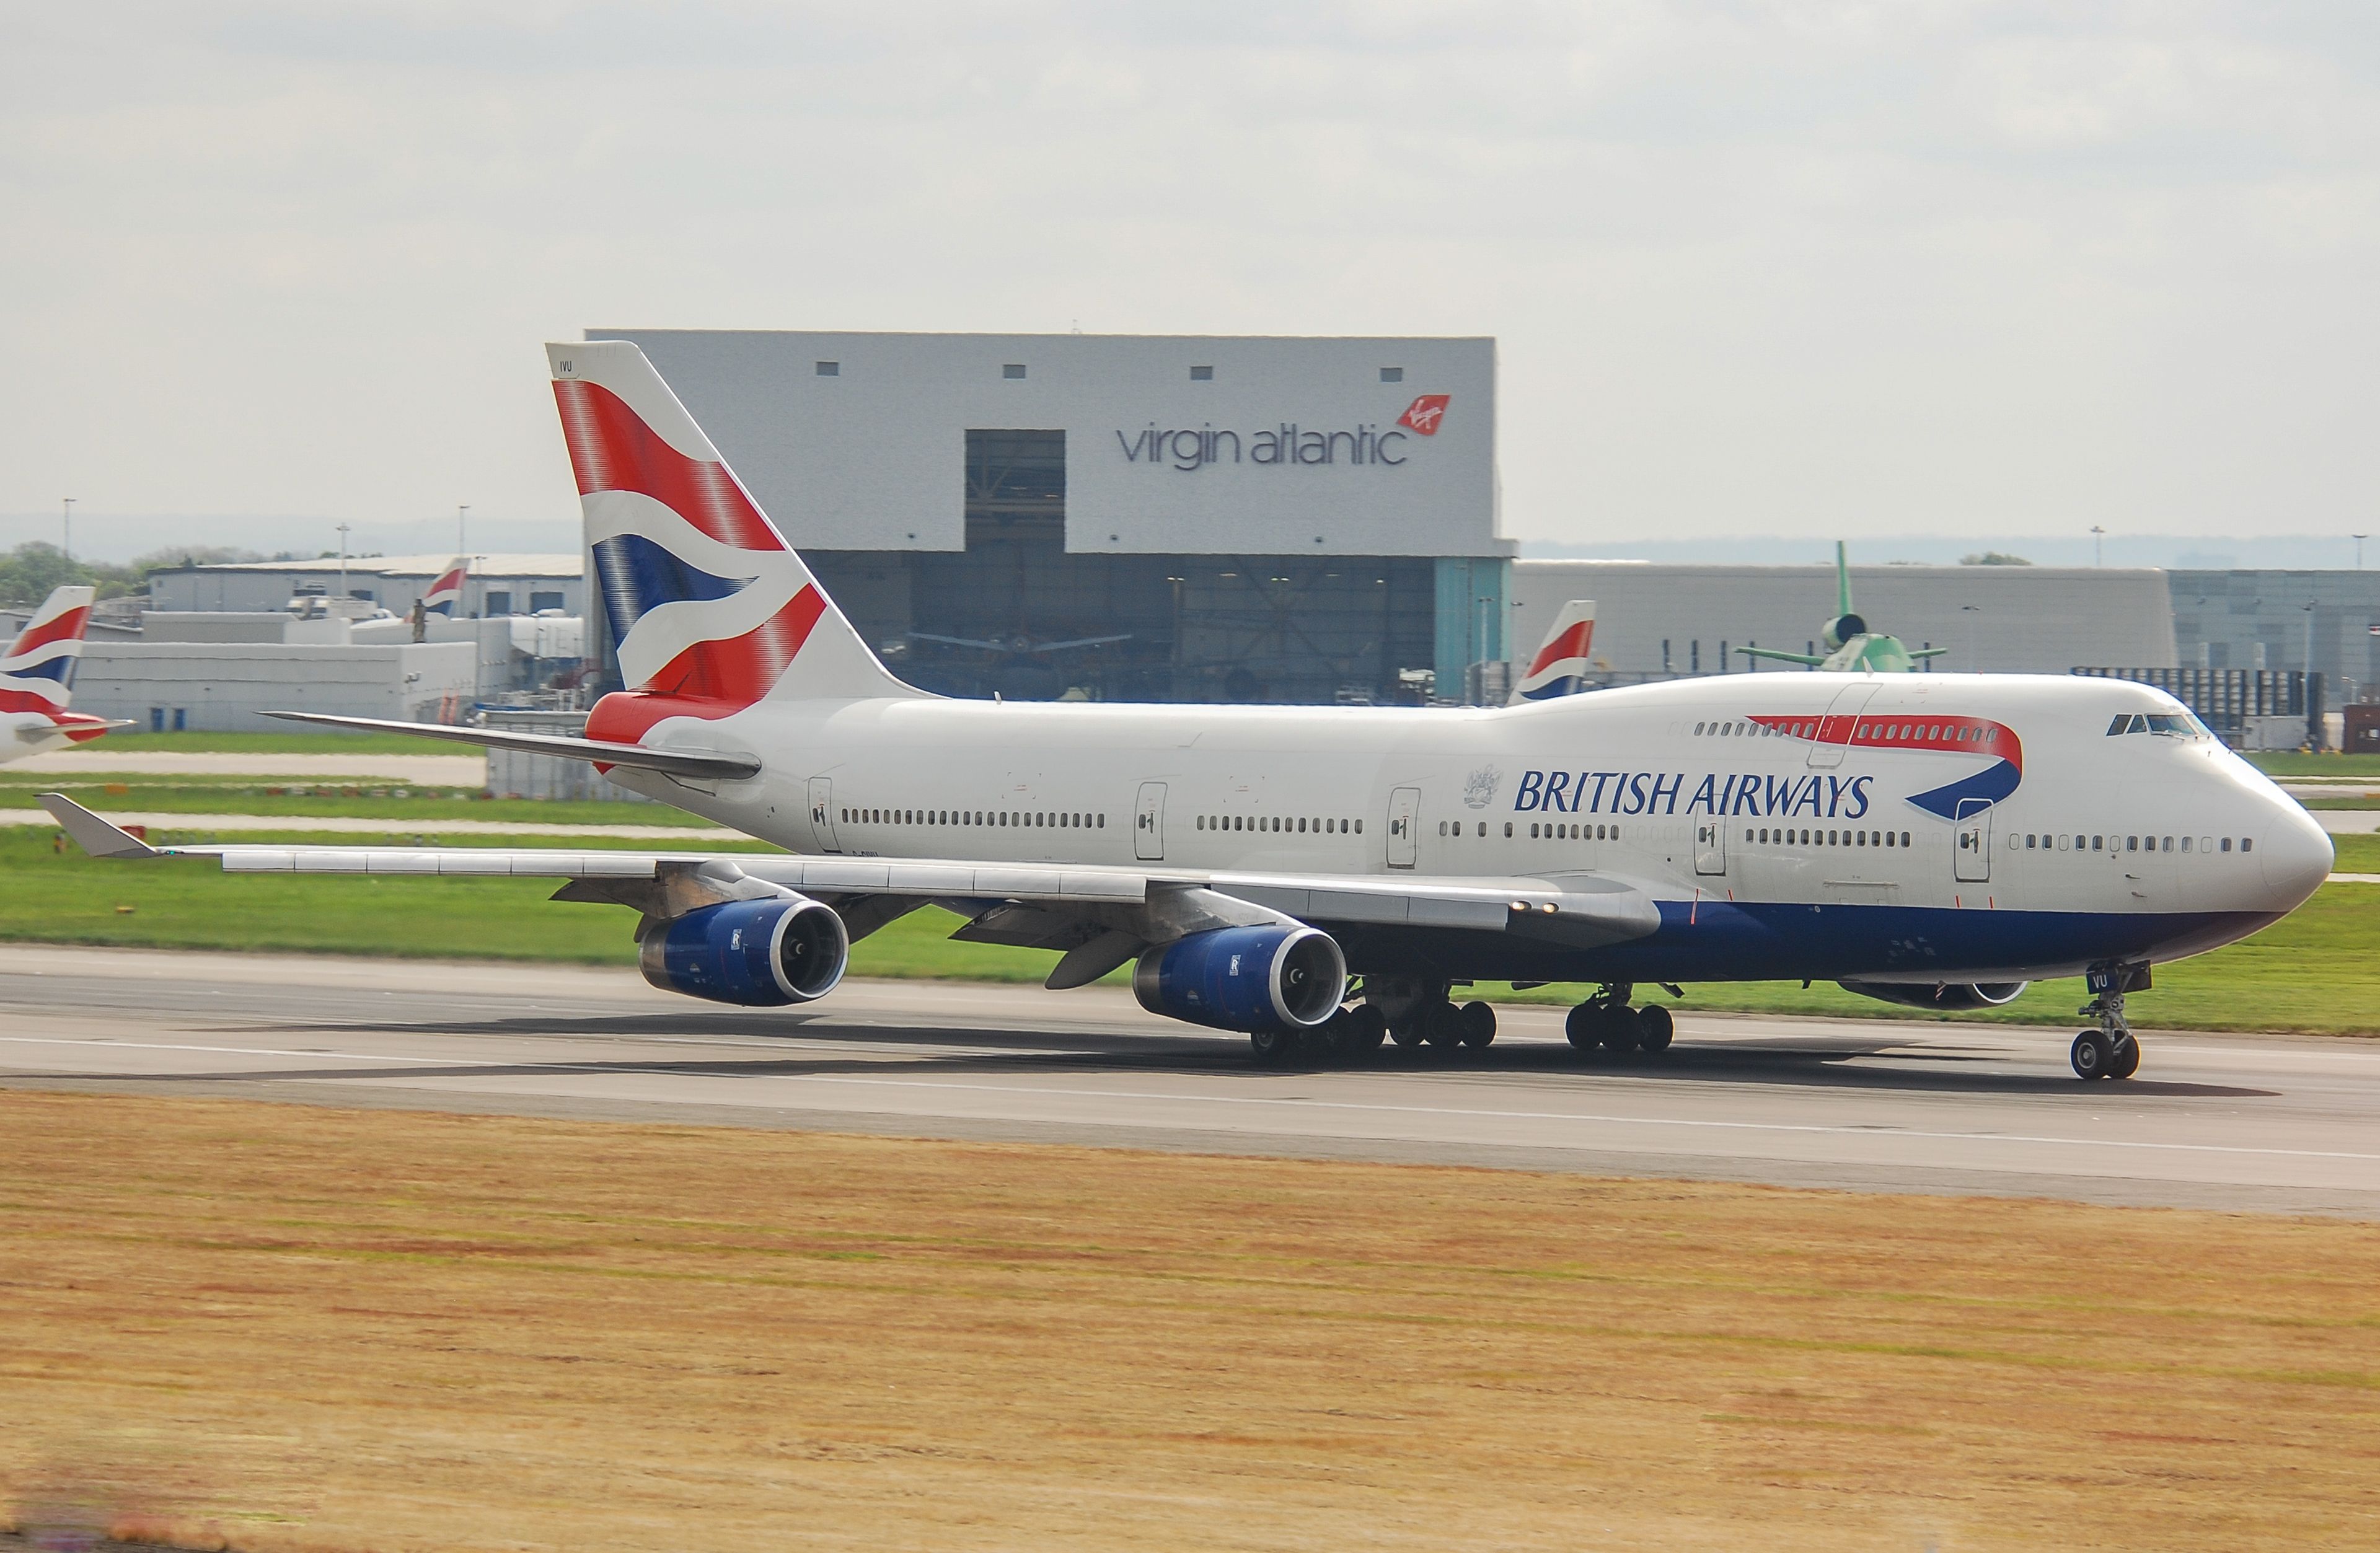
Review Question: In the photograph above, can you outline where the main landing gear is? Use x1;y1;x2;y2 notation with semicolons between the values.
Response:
1565;985;1673;1060
2071;963;2147;1081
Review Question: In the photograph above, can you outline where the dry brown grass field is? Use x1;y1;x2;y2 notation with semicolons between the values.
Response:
4;1089;2378;1552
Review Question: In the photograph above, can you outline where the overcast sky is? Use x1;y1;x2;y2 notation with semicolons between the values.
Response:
2;2;2374;558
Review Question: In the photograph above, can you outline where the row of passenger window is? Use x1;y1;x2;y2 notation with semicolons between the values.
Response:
2013;832;2252;854
1525;821;1630;841
1199;814;1360;834
842;806;1103;830
1746;827;1911;848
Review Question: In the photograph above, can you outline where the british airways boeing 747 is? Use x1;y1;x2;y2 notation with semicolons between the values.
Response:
42;343;2332;1080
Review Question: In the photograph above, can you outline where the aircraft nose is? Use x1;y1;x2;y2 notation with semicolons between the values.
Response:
2258;798;2335;910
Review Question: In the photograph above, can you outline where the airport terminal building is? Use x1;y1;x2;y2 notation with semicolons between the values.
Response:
596;330;1512;703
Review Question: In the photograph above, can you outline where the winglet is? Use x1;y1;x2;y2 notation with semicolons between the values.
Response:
35;793;160;858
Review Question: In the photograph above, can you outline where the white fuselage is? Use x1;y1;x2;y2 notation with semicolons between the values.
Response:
609;671;2330;987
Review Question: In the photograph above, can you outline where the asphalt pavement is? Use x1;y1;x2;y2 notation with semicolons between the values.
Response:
3;943;2376;1218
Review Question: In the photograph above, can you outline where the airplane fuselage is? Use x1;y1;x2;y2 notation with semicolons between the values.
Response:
609;671;2332;990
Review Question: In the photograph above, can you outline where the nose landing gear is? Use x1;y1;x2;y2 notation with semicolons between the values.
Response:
2072;963;2148;1081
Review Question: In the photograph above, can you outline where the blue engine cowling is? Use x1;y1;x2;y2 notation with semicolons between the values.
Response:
1838;979;2028;1011
639;894;849;1006
1132;925;1347;1034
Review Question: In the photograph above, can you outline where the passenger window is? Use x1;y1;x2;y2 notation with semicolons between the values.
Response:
2242;837;2254;852
2221;837;2232;853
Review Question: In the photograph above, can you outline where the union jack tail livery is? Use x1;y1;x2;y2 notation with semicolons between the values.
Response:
1513;600;1596;702
549;341;919;745
421;557;469;616
1;585;118;757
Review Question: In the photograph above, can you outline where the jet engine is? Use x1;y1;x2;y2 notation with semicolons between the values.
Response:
640;894;848;1006
1821;612;1867;651
1133;924;1347;1034
1838;979;2028;1011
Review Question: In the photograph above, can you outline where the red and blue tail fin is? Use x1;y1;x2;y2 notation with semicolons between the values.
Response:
1513;599;1596;702
547;341;917;742
2;585;96;716
422;557;469;616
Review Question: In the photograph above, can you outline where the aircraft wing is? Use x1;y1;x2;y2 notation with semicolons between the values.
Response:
1737;646;1826;667
16;718;136;741
39;794;1659;986
906;631;1008;651
1909;646;1952;659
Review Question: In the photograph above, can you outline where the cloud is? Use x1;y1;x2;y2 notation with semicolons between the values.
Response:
0;0;2373;542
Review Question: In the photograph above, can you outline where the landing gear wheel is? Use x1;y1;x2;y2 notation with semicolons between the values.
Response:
1250;1026;1302;1067
1423;1001;1466;1049
1635;1004;1674;1055
1458;1000;1497;1049
2107;1035;2140;1080
1564;1004;1599;1052
1603;1007;1643;1057
2070;1029;2111;1081
1342;1003;1388;1057
1389;1016;1424;1048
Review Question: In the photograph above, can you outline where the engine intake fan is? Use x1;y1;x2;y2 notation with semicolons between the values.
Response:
641;894;849;1006
1134;924;1347;1034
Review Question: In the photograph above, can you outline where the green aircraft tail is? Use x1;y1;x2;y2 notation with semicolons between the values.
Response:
1835;540;1854;619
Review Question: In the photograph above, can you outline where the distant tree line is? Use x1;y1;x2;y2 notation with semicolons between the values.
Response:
0;541;265;608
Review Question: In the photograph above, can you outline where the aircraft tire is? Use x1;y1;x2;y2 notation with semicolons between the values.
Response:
1250;1026;1302;1067
1603;1008;1642;1057
1564;1004;1598;1052
1423;1001;1466;1049
1343;1003;1389;1057
2107;1034;2140;1080
1457;1000;1497;1049
1635;1004;1674;1055
2070;1030;2112;1081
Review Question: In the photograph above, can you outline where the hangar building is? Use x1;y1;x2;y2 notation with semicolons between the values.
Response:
594;330;1510;703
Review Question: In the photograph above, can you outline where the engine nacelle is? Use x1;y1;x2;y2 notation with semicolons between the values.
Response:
1133;925;1347;1034
1838;979;2028;1011
640;894;849;1006
1822;612;1867;651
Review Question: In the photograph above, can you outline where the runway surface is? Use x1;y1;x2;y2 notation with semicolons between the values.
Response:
4;943;2378;1218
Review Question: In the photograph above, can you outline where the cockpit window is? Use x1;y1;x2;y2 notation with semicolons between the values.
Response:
2107;711;2203;739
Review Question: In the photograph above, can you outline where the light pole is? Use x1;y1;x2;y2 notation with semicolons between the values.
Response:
61;497;74;562
2090;525;2105;568
336;522;352;598
2356;533;2368;571
1961;604;1981;672
457;504;470;556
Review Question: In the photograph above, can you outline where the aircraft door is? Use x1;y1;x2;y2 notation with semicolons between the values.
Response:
1954;798;1993;882
1386;786;1421;869
1807;683;1879;768
1693;817;1728;876
1134;781;1167;861
807;777;839;853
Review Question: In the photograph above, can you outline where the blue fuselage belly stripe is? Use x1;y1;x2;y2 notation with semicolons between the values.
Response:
1326;903;2281;984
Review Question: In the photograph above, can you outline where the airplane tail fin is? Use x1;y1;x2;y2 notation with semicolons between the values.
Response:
547;341;919;743
1;585;97;721
1512;599;1596;702
1835;540;1854;618
422;557;469;617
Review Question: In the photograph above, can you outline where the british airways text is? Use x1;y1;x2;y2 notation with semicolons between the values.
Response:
1514;770;1875;819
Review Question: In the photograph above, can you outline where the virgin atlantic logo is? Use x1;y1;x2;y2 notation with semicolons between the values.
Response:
1397;394;1451;435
